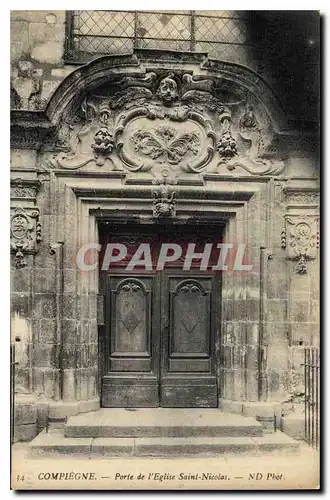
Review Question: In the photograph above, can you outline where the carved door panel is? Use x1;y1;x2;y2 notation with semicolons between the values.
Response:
100;225;221;408
160;274;218;407
101;274;160;407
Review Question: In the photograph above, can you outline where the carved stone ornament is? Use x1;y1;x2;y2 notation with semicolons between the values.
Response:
285;191;320;206
10;207;41;268
50;100;115;170
156;73;178;106
282;215;319;274
10;178;41;200
91;127;114;166
221;101;284;175
47;70;283;177
152;169;178;218
131;126;200;165
217;131;238;158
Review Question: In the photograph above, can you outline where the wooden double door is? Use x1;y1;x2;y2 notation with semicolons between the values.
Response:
100;225;221;408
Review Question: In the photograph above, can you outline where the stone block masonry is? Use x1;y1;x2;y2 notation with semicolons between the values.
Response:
10;12;319;438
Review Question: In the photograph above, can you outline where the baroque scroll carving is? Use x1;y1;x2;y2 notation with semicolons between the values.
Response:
48;70;284;177
221;101;284;175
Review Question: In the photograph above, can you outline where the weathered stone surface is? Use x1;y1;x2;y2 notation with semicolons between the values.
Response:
48;401;78;419
11;11;66;23
36;400;49;433
11;21;29;45
14;423;37;442
33;343;58;368
243;402;281;419
29;428;300;457
134;436;258;457
30;429;92;456
77;398;100;414
28;22;65;49
219;399;243;414
10;11;320;431
14;401;37;426
31;42;63;64
65;409;263;438
32;367;57;398
51;68;75;79
91;438;134;457
281;413;305;440
254;431;300;454
11;149;37;168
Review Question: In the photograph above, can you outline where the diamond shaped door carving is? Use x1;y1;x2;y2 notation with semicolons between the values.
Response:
102;274;158;408
161;275;218;407
113;280;150;355
100;227;220;409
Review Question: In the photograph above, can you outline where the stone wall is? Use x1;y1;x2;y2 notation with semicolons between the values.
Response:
11;10;75;111
10;12;320;441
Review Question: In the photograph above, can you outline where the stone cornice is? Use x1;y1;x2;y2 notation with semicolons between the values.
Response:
10;177;42;200
11;109;54;149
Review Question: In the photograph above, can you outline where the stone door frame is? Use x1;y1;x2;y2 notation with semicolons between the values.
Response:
50;169;270;416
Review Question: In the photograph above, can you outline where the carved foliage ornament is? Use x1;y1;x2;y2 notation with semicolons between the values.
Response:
285;191;320;205
10;207;41;268
10;179;41;200
49;72;228;173
131;126;200;165
91;127;114;166
282;215;319;275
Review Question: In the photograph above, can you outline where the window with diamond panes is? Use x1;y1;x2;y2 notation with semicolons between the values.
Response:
66;10;252;65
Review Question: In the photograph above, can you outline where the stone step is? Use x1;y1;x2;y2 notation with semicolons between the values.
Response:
65;408;263;438
30;429;300;458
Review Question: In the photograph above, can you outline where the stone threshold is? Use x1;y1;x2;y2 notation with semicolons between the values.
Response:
65;408;263;438
30;429;300;458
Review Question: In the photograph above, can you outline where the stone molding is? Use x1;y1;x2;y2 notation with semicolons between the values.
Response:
10;178;41;200
46;172;266;411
